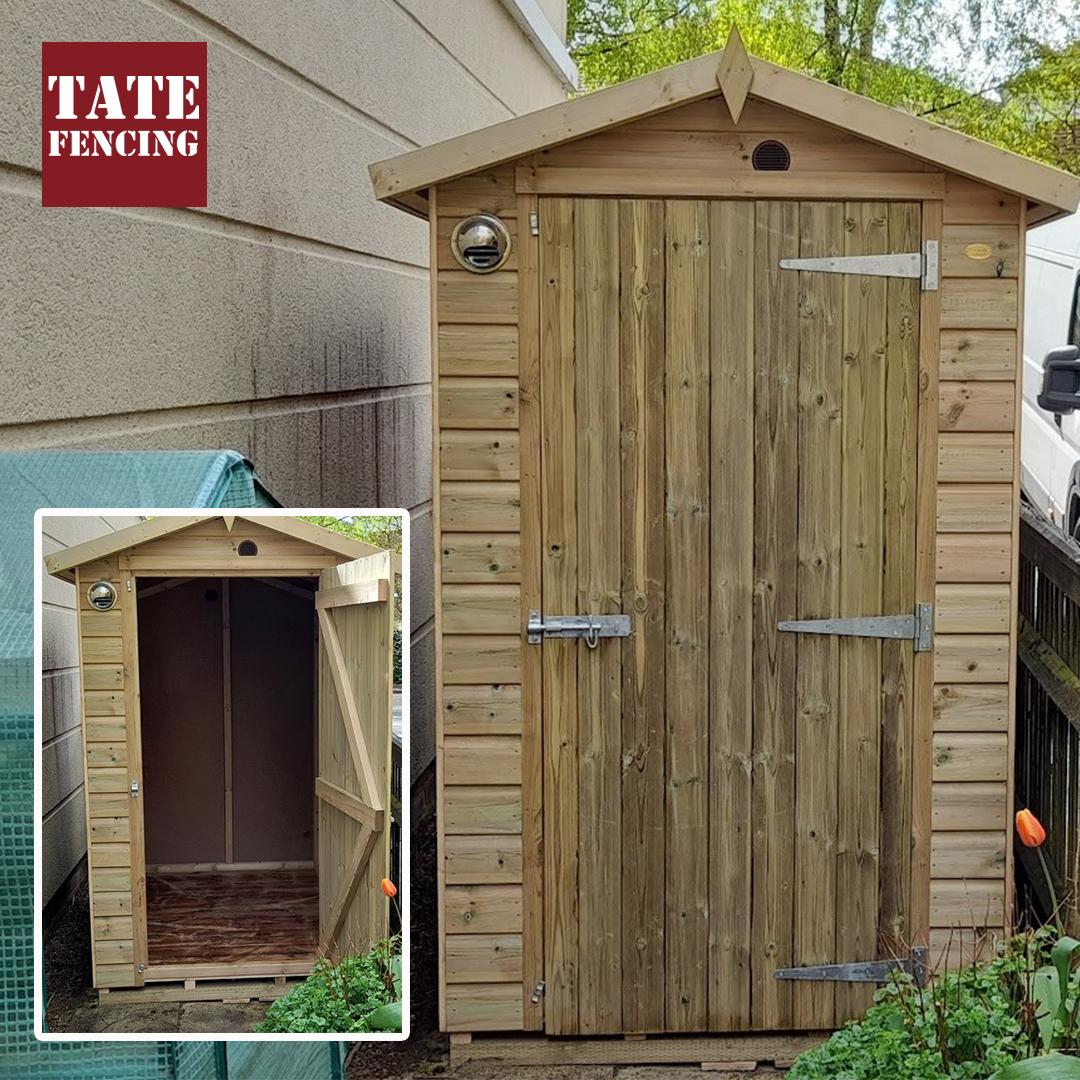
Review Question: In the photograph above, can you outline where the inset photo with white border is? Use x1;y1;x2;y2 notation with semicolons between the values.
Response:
35;510;409;1043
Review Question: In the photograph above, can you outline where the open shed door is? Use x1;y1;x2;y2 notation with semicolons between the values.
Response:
315;551;395;957
537;197;924;1035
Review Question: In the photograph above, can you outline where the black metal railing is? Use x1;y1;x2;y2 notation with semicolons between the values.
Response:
1016;502;1080;925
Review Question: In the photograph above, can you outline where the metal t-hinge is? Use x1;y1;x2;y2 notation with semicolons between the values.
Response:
526;611;632;647
778;602;933;652
779;240;939;291
776;946;929;988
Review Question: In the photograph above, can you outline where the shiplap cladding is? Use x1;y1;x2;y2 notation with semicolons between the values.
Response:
1;0;569;788
431;96;1031;1032
434;168;530;1033
74;556;143;987
929;175;1022;965
41;516;142;910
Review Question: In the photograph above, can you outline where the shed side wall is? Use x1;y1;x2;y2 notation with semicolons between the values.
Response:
76;557;140;988
930;177;1020;965
435;170;527;1033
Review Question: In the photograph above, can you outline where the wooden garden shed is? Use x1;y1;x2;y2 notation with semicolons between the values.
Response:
371;28;1080;1065
44;514;397;997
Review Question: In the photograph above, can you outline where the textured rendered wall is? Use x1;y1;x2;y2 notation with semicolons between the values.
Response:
0;1;568;784
40;515;142;907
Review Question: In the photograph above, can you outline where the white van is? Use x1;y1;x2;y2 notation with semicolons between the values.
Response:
1023;212;1080;537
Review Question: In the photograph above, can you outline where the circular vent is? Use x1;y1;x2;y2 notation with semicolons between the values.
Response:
752;140;791;171
86;580;118;611
238;539;258;556
450;214;512;274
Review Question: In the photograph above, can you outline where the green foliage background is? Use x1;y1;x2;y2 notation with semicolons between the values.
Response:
299;514;402;554
300;515;404;684
568;0;1080;173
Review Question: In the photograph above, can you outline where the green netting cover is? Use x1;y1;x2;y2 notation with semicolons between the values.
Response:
0;452;344;1080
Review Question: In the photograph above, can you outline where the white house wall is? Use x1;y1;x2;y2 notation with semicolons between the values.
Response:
1;1;569;787
40;515;142;908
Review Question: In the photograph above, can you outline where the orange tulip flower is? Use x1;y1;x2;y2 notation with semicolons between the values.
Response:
381;878;398;898
1016;808;1047;848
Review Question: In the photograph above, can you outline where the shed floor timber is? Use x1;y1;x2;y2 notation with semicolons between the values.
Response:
146;869;318;966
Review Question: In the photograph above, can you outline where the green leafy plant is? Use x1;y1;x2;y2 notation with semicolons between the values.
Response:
1031;937;1080;1050
790;942;1040;1080
366;1001;403;1032
992;1057;1080;1080
1016;809;1080;1051
792;809;1080;1079
254;936;402;1034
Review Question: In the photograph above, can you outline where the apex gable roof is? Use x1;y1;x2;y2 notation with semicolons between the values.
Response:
370;28;1080;222
45;514;386;578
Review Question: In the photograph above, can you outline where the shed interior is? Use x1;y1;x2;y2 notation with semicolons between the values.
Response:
136;575;318;969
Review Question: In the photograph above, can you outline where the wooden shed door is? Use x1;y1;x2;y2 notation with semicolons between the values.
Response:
538;198;921;1035
315;552;395;957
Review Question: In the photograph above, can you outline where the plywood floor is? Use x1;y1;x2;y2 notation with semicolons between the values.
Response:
146;869;319;966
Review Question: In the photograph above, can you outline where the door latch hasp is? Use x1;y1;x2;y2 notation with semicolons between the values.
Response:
526;612;632;647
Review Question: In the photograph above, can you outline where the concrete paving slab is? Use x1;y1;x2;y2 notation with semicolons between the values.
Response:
448;1066;616;1080
178;1000;274;1032
618;1070;730;1080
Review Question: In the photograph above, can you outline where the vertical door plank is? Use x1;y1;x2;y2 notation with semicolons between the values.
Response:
792;201;844;1030
664;199;711;1032
751;200;799;1030
836;202;888;1020
911;200;942;944
574;199;623;1034
620;199;667;1034
517;186;544;1030
708;200;755;1031
541;197;579;1035
120;568;148;986
880;203;920;951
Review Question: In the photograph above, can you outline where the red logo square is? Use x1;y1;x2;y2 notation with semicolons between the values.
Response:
42;41;207;208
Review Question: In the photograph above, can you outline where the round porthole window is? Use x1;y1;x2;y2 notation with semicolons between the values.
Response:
451;214;512;273
87;580;118;611
237;539;258;556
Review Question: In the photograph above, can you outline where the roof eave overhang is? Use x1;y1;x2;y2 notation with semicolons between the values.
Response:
369;43;1080;219
45;514;386;577
1027;201;1072;229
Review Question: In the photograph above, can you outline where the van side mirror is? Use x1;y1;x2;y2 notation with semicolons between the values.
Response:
1038;346;1080;415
